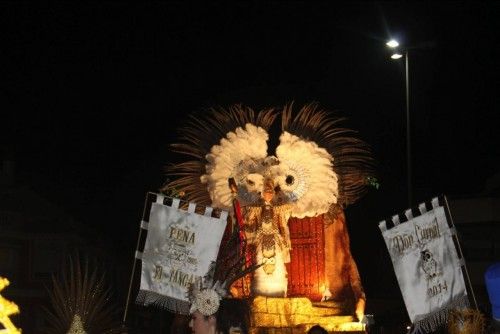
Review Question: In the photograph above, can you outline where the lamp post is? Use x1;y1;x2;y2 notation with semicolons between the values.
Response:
387;40;412;207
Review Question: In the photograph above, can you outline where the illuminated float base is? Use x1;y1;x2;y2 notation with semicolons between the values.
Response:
249;296;366;333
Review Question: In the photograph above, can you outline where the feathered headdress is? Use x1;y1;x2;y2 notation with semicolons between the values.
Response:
188;279;225;316
164;102;375;218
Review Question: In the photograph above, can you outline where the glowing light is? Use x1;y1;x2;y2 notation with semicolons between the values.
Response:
320;284;332;302
391;53;403;59
251;296;359;328
386;39;399;48
0;277;21;334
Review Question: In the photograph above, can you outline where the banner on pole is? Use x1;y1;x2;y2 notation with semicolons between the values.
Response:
135;193;228;314
379;197;469;333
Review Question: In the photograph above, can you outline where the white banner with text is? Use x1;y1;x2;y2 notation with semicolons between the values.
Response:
136;194;227;314
379;199;469;333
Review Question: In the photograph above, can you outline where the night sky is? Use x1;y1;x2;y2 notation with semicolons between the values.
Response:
2;2;500;295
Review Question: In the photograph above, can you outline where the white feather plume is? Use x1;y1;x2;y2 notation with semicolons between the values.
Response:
275;131;338;218
201;123;269;210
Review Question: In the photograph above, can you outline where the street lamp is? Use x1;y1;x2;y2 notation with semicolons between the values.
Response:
387;39;412;207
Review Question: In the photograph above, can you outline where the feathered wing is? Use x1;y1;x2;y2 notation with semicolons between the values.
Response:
274;131;338;218
164;105;277;209
279;102;375;217
202;123;269;210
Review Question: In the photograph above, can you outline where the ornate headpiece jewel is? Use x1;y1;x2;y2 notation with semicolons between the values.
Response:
188;276;228;316
189;287;221;316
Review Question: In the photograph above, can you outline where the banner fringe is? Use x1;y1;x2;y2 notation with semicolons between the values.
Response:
136;290;190;315
411;294;470;334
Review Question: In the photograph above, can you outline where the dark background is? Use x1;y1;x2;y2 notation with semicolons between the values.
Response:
1;0;499;322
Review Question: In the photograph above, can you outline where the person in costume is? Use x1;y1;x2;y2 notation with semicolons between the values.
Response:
185;222;255;334
188;283;250;334
188;287;219;334
242;161;292;297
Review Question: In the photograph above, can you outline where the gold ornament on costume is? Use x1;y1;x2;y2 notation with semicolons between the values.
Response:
190;288;221;316
0;277;21;334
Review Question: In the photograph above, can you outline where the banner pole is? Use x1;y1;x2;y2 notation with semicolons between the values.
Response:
443;195;478;310
122;192;154;325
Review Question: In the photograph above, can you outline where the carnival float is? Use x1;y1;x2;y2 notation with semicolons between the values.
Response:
159;102;376;333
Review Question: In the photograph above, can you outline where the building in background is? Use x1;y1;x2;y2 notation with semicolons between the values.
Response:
0;160;94;332
449;172;500;314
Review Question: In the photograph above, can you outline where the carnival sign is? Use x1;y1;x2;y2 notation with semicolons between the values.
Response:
379;197;470;333
135;193;228;314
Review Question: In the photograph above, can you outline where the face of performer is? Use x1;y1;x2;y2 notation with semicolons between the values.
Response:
262;180;275;203
262;189;274;203
258;176;274;203
189;310;216;334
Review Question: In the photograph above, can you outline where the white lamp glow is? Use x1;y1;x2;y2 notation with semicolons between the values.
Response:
391;53;403;59
386;39;399;48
